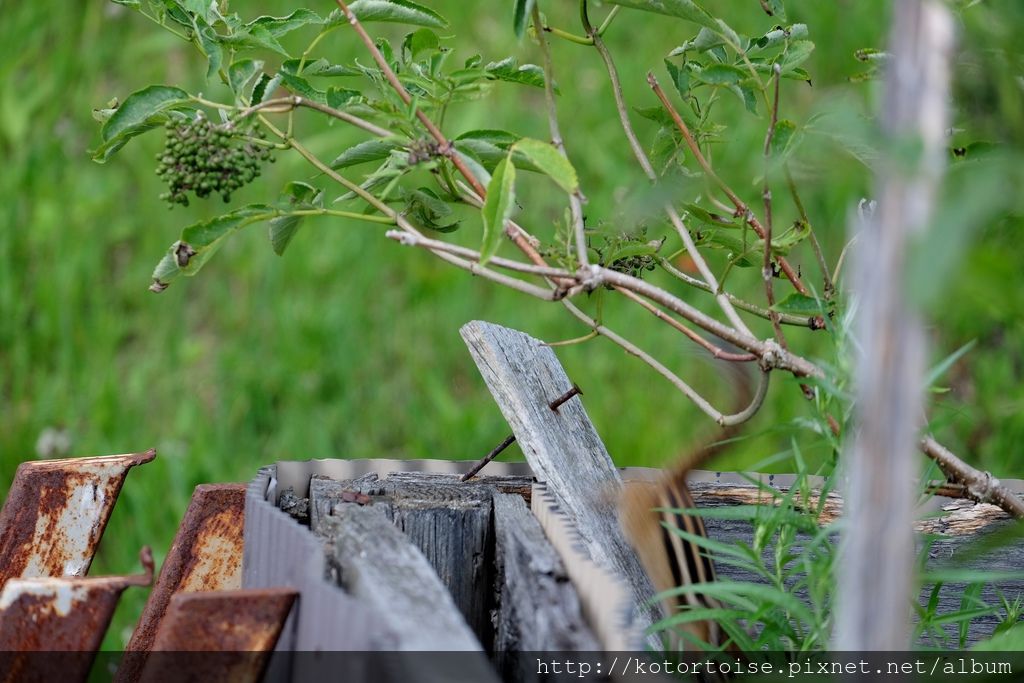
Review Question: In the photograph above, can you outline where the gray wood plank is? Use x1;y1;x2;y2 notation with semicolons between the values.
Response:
492;493;601;655
461;320;660;646
319;502;490;659
311;472;534;645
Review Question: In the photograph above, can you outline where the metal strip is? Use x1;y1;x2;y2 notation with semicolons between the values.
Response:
0;449;155;588
0;547;153;682
118;483;245;682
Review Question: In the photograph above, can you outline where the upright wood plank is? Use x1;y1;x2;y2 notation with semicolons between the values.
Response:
310;472;512;643
319;503;491;663
461;320;659;644
492;493;600;654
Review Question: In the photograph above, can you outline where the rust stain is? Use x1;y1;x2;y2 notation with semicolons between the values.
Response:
133;589;295;683
118;484;244;681
0;449;156;590
0;547;154;683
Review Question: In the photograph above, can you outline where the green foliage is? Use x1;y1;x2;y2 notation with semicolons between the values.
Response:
4;0;1021;651
480;154;516;263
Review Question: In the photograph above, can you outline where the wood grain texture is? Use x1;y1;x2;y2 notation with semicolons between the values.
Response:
311;472;511;642
318;502;487;655
492;493;600;656
461;320;660;645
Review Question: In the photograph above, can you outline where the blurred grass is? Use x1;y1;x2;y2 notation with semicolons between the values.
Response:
0;0;1021;647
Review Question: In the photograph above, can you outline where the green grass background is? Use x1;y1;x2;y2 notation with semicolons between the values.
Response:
1;0;1022;646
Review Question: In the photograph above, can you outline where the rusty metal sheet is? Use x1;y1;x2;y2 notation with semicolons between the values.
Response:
117;483;245;681
130;588;296;683
0;547;154;683
0;449;156;589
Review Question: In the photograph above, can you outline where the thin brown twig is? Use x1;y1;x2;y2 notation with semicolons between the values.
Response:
615;286;757;362
647;73;809;296
921;436;1024;519
785;164;835;300
657;258;820;328
241;96;393;138
559;299;769;426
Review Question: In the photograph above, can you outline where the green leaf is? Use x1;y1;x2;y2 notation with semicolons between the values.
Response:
93;85;194;162
331;139;403;169
480;155;516;264
269;182;321;255
512;0;536;39
279;71;326;104
684;203;736;227
692;63;747;86
228;60;264;96
782;40;815;73
670;27;724;54
752;23;808;50
251;73;282;104
664;59;689;97
770;119;797;158
281;58;360;77
326;87;360;109
346;0;448;29
771;292;826;316
603;0;717;30
247;9;323;37
402;28;440;59
511;138;579;194
151;205;276;288
761;0;787;21
484;57;547;89
404;187;460;232
196;25;224;81
222;25;291;58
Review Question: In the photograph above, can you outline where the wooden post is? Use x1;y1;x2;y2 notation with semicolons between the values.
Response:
461;321;661;646
835;0;954;650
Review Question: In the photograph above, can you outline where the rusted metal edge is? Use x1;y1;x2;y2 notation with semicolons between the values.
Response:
529;483;638;651
119;483;245;681
129;588;295;683
0;449;156;588
0;547;154;683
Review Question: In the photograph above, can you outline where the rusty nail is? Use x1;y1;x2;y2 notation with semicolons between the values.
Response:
460;434;517;482
120;483;246;682
0;449;156;590
548;384;583;412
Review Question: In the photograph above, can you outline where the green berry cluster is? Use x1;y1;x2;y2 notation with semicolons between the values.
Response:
608;251;657;278
155;114;273;207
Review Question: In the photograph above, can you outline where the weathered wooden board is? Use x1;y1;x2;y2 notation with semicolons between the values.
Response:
461;320;660;646
310;472;533;643
492;493;600;654
318;501;489;658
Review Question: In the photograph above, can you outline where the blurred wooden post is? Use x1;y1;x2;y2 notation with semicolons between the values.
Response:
835;0;954;649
